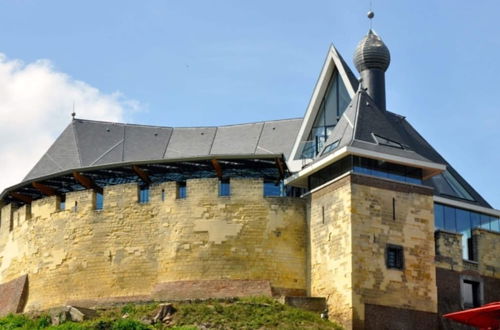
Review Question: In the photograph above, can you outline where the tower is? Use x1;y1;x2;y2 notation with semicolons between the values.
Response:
287;28;443;329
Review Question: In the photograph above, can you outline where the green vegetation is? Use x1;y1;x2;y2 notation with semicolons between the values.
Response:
0;297;342;329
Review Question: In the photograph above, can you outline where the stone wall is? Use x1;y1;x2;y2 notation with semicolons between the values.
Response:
308;175;353;328
309;174;437;329
435;228;500;277
0;178;307;312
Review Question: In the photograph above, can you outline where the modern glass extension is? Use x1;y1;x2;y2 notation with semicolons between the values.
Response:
301;69;351;158
308;155;423;190
434;203;500;261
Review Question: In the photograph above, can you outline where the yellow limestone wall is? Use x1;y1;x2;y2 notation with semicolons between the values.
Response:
0;178;307;311
309;174;437;329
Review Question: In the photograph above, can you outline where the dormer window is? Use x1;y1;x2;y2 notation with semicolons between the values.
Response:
372;133;404;149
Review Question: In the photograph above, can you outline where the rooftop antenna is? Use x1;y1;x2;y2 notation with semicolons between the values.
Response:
368;0;374;29
71;102;76;120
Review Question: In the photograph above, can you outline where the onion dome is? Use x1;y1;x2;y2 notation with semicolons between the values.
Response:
354;29;391;72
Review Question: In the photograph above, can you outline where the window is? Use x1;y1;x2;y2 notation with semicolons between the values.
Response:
301;69;350;158
461;276;482;309
372;133;404;149
95;192;104;210
139;186;149;204
219;178;230;197
442;170;474;201
386;244;404;270
264;180;284;197
177;181;187;199
321;139;340;156
59;195;66;211
161;189;165;201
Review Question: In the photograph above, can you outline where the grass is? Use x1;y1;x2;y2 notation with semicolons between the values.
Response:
0;297;343;330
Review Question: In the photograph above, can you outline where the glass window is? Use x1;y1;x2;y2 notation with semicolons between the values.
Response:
372;134;404;149
321;140;340;155
59;195;66;211
443;206;456;232
264;180;284;197
442;170;474;201
303;69;351;158
219;179;230;197
139;186;149;204
490;216;500;232
95;192;104;210
434;204;444;230
386;244;404;270
177;182;187;199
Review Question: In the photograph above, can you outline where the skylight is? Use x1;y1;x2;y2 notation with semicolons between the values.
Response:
442;170;474;201
372;133;404;149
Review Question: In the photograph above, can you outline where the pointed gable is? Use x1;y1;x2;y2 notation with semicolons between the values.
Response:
288;45;359;165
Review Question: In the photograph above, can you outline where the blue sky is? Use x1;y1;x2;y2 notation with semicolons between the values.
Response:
0;0;498;208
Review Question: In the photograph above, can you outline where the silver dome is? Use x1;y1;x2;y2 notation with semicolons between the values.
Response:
354;29;390;72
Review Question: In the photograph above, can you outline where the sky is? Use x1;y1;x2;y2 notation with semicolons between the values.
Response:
0;0;498;208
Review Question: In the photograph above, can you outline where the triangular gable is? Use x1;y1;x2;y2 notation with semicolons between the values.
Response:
288;45;358;170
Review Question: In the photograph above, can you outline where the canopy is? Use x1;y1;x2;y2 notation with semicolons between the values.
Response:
443;302;500;329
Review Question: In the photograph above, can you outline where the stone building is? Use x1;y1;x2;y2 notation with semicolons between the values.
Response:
0;28;499;329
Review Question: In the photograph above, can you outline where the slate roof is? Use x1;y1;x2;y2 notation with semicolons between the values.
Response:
316;89;491;208
23;118;303;182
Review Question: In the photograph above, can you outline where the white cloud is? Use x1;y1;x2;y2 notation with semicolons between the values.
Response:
0;54;141;193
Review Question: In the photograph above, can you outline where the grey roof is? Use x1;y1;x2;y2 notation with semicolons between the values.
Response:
317;89;491;208
23;118;302;183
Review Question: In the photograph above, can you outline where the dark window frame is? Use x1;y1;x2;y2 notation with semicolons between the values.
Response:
386;244;404;270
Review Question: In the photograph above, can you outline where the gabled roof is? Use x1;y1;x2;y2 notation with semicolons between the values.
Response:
22;118;302;183
288;45;359;165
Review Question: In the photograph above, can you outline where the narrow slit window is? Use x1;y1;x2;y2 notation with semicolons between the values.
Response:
139;186;150;204
59;195;66;211
95;192;104;210
161;189;166;201
392;198;396;220
177;181;187;199
219;178;230;197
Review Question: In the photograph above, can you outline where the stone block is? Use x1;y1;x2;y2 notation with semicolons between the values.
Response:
0;274;28;316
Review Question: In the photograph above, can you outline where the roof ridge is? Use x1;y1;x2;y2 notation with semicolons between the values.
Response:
70;120;83;168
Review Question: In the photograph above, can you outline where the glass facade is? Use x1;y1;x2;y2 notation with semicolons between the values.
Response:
301;69;350;158
434;203;500;260
308;156;423;190
352;157;422;185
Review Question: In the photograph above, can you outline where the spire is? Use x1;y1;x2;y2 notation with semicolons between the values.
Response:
353;12;391;110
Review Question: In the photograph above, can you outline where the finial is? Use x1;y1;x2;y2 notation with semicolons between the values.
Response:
71;101;76;120
367;11;374;19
